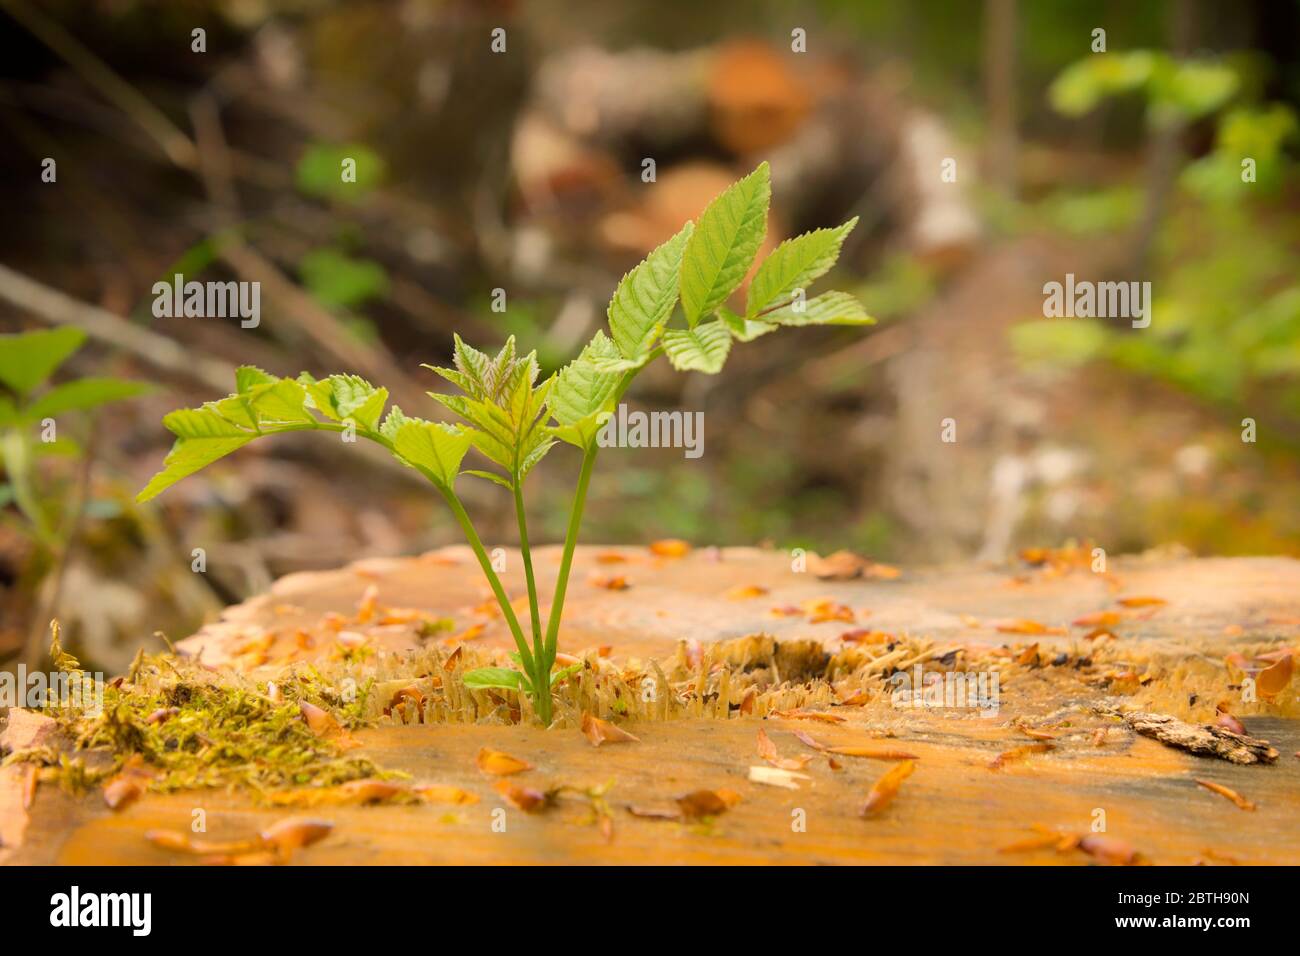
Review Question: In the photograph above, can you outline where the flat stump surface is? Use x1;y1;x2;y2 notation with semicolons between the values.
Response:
4;546;1299;865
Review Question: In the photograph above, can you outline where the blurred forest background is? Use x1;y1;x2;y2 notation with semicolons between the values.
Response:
1;0;1298;673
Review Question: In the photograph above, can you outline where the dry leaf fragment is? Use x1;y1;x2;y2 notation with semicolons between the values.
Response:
103;755;153;811
747;765;811;789
413;784;479;805
997;619;1066;636
1015;643;1041;666
1214;703;1247;735
260;817;334;854
649;539;691;558
445;622;486;644
998;828;1062;854
1117;596;1166;608
827;746;919;760
860;760;916;817
808;549;868;580
1194;779;1256;811
725;584;769;599
1077;834;1141;865
1019;726;1058;741
865;562;902;580
299;701;343;738
756;727;814;770
589;573;630;591
1072;611;1121;628
1257;654;1294;699
988;742;1054;771
791;730;826;751
803;598;856;624
581;713;640;747
627;804;683;820
493;780;548;812
675;789;739;819
476;747;534;776
769;605;804;617
771;708;845;724
356;584;379;623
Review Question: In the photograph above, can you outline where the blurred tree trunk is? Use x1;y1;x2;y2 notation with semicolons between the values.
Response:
983;0;1018;200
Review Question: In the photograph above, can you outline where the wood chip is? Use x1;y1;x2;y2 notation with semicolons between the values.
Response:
1111;709;1279;764
748;765;811;789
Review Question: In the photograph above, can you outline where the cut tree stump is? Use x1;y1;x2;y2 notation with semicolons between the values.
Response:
3;547;1298;865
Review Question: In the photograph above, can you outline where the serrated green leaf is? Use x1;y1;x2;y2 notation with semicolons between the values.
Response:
762;291;875;327
24;378;153;420
680;162;770;326
549;333;623;434
378;405;409;442
392;419;471;486
662;321;733;373
137;407;257;501
247;379;315;424
0;327;87;396
746;217;857;315
608;221;693;359
465;469;514;489
235;366;277;394
298;374;386;429
718;307;778;343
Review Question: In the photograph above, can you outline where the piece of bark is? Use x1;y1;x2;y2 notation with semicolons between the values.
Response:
1111;710;1279;765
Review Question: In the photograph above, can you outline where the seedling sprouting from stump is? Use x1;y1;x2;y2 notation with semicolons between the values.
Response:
138;163;872;725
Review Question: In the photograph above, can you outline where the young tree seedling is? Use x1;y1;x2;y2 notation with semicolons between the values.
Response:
137;163;873;725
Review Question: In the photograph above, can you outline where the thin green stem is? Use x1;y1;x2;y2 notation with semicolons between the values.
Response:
513;481;543;651
437;485;535;676
542;443;597;663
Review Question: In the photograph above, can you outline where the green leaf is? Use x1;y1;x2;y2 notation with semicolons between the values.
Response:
550;662;583;686
608;221;693;359
465;469;514;489
718;307;778;343
761;291;875;327
299;374;386;429
0;327;86;396
235;366;277;394
680;162;770;326
24;378;153;420
746;217;857;315
137;407;257;501
548;333;624;447
662;320;733;373
378;405;409;442
462;667;528;693
391;419;471;486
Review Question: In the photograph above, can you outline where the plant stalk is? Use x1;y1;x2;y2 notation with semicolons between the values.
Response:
438;485;535;676
542;443;597;664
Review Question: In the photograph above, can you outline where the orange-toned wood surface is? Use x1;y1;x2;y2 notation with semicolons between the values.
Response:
4;547;1299;865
